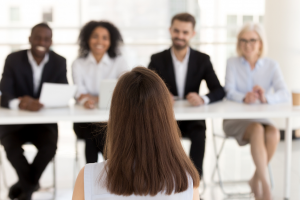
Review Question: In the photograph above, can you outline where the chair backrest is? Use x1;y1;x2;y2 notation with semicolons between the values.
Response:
211;118;226;137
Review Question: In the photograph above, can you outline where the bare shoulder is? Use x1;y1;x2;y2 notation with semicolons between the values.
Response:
72;167;85;200
193;187;199;200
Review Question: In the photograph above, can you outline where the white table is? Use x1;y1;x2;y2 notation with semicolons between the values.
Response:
0;100;298;199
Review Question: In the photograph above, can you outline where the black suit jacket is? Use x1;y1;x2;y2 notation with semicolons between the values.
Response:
148;48;225;102
0;50;68;108
0;50;68;139
148;48;225;131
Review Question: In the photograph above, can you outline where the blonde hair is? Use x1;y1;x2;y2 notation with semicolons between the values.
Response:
236;22;267;58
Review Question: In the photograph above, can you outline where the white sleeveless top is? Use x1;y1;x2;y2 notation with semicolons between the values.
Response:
84;162;194;200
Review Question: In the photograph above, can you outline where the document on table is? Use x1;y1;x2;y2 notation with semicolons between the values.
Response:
39;83;77;108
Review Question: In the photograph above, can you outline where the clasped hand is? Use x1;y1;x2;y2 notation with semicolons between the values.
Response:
18;95;43;111
244;85;267;104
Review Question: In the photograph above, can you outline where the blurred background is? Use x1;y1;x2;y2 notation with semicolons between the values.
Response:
0;0;265;87
1;1;300;199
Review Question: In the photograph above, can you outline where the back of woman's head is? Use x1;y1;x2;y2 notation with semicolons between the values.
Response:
105;67;200;196
78;20;123;58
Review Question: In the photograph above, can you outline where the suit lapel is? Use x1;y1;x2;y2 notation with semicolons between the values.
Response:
165;49;178;96
23;51;34;96
184;48;196;97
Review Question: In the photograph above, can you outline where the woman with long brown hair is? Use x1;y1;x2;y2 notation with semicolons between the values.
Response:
72;67;200;200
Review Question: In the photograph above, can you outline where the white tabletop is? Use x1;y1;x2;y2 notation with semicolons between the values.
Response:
0;100;299;124
0;100;297;199
174;100;300;120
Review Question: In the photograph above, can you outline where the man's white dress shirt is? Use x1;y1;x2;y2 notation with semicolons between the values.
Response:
171;48;210;104
72;52;130;98
9;50;49;109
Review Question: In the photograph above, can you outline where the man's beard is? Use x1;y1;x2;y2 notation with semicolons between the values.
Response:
172;38;189;50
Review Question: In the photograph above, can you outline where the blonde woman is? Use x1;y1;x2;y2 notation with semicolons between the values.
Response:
223;23;291;200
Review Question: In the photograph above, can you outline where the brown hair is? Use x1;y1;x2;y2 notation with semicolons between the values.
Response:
104;67;200;196
171;13;196;28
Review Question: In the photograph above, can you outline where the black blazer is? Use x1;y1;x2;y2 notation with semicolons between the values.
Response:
0;50;68;108
148;48;225;103
148;48;225;132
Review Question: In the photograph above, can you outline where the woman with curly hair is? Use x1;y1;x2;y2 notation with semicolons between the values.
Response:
72;21;130;163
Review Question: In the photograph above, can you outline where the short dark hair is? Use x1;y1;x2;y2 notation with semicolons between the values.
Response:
31;23;52;34
78;21;123;58
171;13;196;28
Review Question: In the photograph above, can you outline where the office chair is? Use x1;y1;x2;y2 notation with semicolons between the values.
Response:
73;137;81;187
180;137;206;196
0;143;56;200
0;144;8;200
73;137;105;186
211;119;274;198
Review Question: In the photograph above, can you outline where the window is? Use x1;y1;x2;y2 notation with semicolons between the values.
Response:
243;15;253;23
11;45;21;53
10;7;20;22
259;16;264;24
43;7;53;22
0;0;266;87
227;15;237;26
227;15;237;40
170;0;186;18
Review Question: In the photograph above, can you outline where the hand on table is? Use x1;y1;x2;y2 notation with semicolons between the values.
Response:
253;85;267;103
78;94;97;102
78;94;99;109
186;92;204;106
18;95;43;111
243;92;259;104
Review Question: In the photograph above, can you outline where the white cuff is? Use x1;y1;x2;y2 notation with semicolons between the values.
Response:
9;98;20;110
201;95;210;105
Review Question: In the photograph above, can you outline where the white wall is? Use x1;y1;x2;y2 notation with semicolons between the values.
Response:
264;0;300;91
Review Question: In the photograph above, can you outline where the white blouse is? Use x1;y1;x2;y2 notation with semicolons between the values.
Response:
225;56;291;104
72;52;130;98
84;162;194;200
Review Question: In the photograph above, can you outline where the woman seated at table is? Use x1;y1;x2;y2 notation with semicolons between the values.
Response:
224;23;290;200
72;21;130;163
72;67;200;200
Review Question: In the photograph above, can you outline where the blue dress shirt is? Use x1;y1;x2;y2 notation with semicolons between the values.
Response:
225;57;291;104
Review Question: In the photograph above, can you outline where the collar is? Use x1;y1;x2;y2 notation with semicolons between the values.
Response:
171;47;190;65
27;50;49;67
87;52;112;66
240;56;264;70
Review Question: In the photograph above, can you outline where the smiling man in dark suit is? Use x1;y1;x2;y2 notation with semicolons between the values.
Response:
148;13;225;178
0;23;68;200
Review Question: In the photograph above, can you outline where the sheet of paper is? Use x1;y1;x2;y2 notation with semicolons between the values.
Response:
39;83;77;108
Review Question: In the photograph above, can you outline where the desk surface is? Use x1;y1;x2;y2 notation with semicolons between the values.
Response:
0;100;296;199
0;100;299;124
